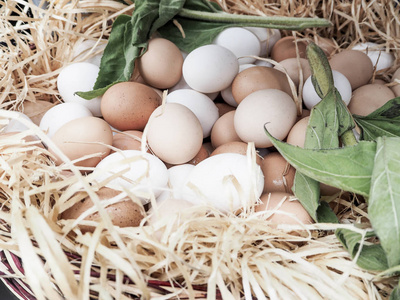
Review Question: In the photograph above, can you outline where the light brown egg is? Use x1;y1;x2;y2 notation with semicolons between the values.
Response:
61;187;145;233
261;152;295;194
278;57;312;87
22;100;55;126
210;141;262;165
314;36;336;56
165;144;209;168
286;116;309;148
348;84;395;116
329;50;374;90
137;38;184;89
370;78;387;85
101;81;161;131
50;116;113;168
255;192;313;225
112;130;144;152
270;36;308;62
210;110;241;148
231;66;292;104
215;102;236;117
296;109;310;122
391;67;400;97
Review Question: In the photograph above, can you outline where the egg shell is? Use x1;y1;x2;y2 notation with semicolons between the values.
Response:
39;102;93;138
101;81;161;131
302;70;352;110
234;89;297;148
181;153;264;213
213;27;261;64
164;144;209;168
22;100;56;126
137;38;184;89
146;103;203;165
211;110;241;148
255;192;313;225
94;150;168;202
329;50;374;90
215;102;236;117
72;39;106;66
352;42;395;71
348;84;395;116
50;116;113;168
261;152;295;194
61;187;145;233
57;62;102;116
166;89;219;138
112;130;144;152
270;36;308;62
278;58;311;87
286;116;309;148
211;141;262;165
167;164;196;200
168;73;219;100
245;27;281;57
3;112;33;133
391;67;400;97
314;36;336;56
231;66;292;105
183;44;239;93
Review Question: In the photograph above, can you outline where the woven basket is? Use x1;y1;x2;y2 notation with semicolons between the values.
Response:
1;0;400;299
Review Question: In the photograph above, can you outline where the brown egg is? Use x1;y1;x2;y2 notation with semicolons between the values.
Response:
137;38;184;89
61;187;145;233
22;100;55;126
348;84;395;116
101;81;161;131
261;152;295;194
270;36;308;62
391;67;400;97
278;57;312;87
314;36;336;56
164;144;209;168
329;50;374;90
210;111;241;148
320;182;341;196
296;109;310;122
255;192;313;225
215;102;236;117
370;78;387;85
286;116;309;148
112;130;144;151
231;66;292;104
210;141;262;165
50;116;113;168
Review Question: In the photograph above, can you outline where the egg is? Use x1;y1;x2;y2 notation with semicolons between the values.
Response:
348;84;395;116
302;70;352;110
101;81;161;131
244;27;281;57
391;67;400;97
215;102;236;117
210;110;241;148
112;130;144;152
329;50;374;90
234;89;297;148
22;100;55;126
168;73;219;100
50;116;113;168
39;102;93;138
352;42;395;71
270;36;308;62
137;38;184;89
213;27;261;64
183;44;239;93
278;58;312;87
2;111;33;133
181;153;264;213
314;36;336;56
167;164;195;200
93;150;168;202
166;89;219;138
146;103;203;165
210;141;262;165
72;39;106;67
231;66;292;104
255;192;313;225
286;116;309;148
61;187;145;233
57;62;102;116
261;152;295;194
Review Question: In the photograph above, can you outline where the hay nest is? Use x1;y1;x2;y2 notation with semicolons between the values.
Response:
0;0;399;299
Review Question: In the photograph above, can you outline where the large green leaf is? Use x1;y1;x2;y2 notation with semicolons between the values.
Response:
369;137;400;267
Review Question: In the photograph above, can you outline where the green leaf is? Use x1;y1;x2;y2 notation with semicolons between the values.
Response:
336;228;388;271
369;136;400;267
390;283;400;300
316;201;339;223
292;172;320;221
354;97;400;141
266;131;376;197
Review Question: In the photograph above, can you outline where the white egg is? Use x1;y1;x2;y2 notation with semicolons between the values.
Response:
352;42;395;71
213;27;261;64
169;73;219;100
72;40;106;67
168;164;195;200
166;89;219;138
183;44;239;93
57;62;102;116
3;111;33;133
302;70;352;110
39;102;93;137
254;59;273;68
245;27;281;57
94;150;168;204
181;153;264;213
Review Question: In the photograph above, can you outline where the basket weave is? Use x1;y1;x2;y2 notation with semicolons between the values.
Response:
0;0;400;299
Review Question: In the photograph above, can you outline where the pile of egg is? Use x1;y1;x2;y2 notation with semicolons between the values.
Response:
6;27;399;230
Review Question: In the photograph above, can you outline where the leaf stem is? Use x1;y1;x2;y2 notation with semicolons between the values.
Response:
178;8;332;30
